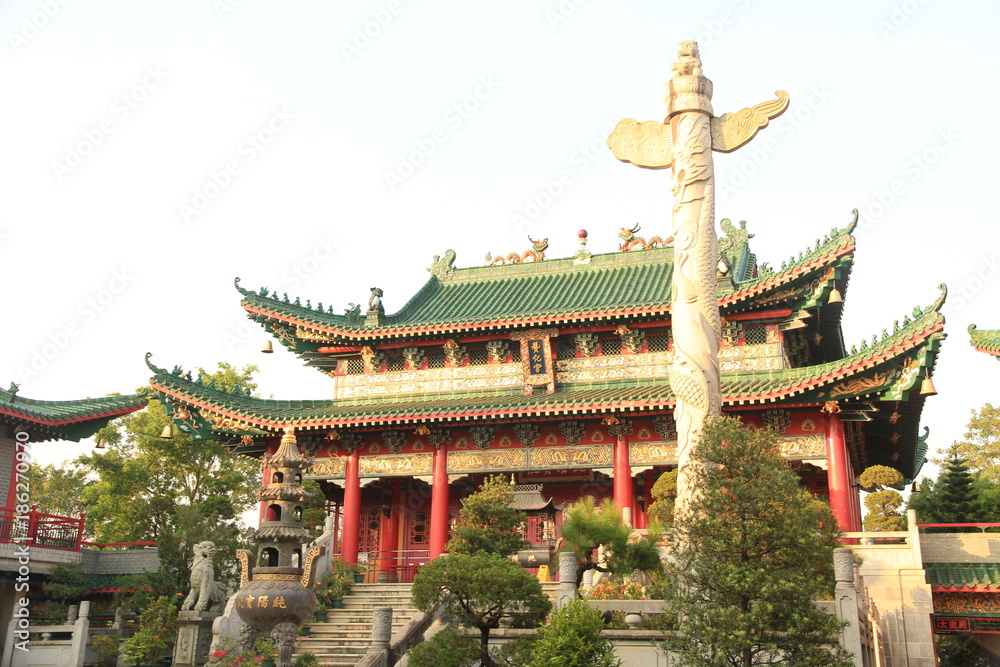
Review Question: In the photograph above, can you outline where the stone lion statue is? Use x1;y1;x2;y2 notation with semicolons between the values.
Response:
181;541;227;612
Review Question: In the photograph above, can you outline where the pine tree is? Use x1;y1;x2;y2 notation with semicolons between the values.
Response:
664;417;853;667
909;446;982;531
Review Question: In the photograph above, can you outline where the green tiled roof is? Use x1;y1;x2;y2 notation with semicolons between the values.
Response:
970;324;1000;360
0;383;146;442
926;563;1000;591
149;289;944;478
237;217;856;343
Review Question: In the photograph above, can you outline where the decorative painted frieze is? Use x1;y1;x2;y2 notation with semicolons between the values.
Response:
334;363;521;400
720;318;744;346
360;453;432;478
340;432;363;453
555;350;672;384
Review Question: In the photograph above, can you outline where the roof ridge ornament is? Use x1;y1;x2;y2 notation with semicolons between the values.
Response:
428;249;457;279
929;283;948;314
485;237;548;265
619;223;672;252
234;276;250;296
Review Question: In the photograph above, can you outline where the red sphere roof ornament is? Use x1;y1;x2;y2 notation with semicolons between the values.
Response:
578;229;588;239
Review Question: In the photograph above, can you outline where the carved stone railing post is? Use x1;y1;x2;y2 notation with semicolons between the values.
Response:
556;551;579;609
833;547;863;667
370;606;393;651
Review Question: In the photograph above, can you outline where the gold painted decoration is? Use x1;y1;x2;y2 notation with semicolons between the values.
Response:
777;434;826;459
828;372;890;399
710;91;790;153
934;592;1000;614
309;457;347;478
254;573;300;582
449;449;528;473
511;328;558;392
236;549;252;587
359;452;432;477
631;442;678;465
300;546;322;587
530;444;612;469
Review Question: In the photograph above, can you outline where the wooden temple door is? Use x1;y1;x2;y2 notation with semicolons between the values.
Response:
359;504;381;560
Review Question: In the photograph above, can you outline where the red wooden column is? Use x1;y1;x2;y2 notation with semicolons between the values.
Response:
341;447;362;563
613;434;633;525
378;479;402;579
429;444;450;559
825;413;853;534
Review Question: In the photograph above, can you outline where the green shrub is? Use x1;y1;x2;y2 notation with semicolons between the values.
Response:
530;598;621;667
406;627;479;667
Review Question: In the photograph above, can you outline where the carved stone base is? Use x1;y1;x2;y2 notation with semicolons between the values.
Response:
174;611;221;667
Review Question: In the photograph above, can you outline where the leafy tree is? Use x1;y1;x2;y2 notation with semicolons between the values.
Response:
410;553;550;667
23;462;88;520
859;465;906;532
909;447;983;531
79;362;261;593
559;496;662;582
647;469;677;526
664;417;852;667
446;474;526;558
949;403;1000;480
529;597;621;667
301;479;328;534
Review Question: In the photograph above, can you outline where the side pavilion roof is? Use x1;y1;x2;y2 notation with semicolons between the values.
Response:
969;324;1000;360
0;383;147;442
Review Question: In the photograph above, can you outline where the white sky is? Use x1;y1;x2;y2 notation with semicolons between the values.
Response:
2;0;998;478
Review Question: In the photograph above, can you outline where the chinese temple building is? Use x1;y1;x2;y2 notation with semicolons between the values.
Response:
147;214;945;572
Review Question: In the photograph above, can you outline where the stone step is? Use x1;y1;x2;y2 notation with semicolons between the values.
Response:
293;583;416;665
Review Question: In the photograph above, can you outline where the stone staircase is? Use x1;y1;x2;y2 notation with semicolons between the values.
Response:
293;583;418;666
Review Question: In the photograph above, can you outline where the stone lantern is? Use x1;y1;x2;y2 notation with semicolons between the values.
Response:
234;427;320;667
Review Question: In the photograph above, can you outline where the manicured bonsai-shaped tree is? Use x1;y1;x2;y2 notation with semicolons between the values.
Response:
860;465;906;532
